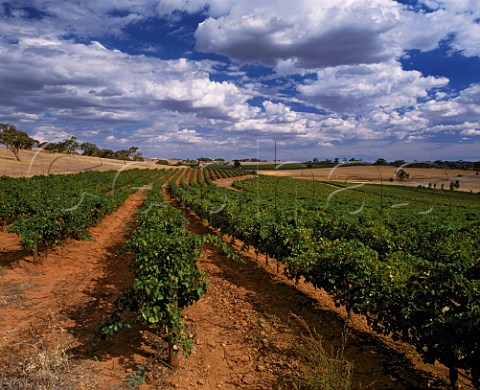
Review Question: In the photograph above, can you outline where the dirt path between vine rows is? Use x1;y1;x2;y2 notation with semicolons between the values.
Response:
0;190;151;389
161;193;469;390
0;185;472;389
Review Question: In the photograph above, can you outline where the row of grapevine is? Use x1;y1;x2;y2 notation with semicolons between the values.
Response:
151;167;255;186
4;169;161;259
170;167;253;187
100;181;239;366
206;168;219;180
1;170;135;225
195;168;204;185
170;178;480;388
207;167;256;180
100;181;207;366
0;169;179;226
168;167;253;186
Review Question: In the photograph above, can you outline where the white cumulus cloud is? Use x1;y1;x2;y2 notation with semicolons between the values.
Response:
298;61;448;114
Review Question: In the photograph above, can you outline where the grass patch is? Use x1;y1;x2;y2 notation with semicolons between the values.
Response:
124;366;150;387
12;281;30;299
0;338;96;390
278;314;354;390
0;281;32;306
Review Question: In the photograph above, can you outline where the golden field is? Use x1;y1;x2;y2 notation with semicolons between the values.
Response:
0;147;167;177
261;165;480;193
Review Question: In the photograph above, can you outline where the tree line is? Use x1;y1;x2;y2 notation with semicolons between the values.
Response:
0;123;143;162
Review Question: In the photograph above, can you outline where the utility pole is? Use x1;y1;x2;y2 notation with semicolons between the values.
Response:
274;140;277;168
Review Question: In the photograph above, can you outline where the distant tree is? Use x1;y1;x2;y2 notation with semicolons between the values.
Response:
447;180;461;191
55;142;67;153
156;159;169;166
128;146;138;155
374;158;388;166
80;142;99;156
0;123;37;161
396;169;409;181
43;142;60;153
42;137;78;154
392;160;406;167
98;148;115;159
129;146;144;161
61;136;79;154
334;157;339;164
110;146;144;161
233;159;241;169
114;149;130;160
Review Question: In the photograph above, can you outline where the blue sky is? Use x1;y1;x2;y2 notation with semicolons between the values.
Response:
0;0;479;161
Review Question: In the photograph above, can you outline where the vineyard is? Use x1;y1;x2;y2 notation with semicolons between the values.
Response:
98;177;238;368
0;166;249;259
170;175;480;388
1;167;479;388
1;169;161;260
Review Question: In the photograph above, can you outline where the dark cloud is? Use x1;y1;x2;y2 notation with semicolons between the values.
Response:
197;26;390;68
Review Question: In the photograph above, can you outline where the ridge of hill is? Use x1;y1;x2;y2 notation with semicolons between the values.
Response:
0;147;166;177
